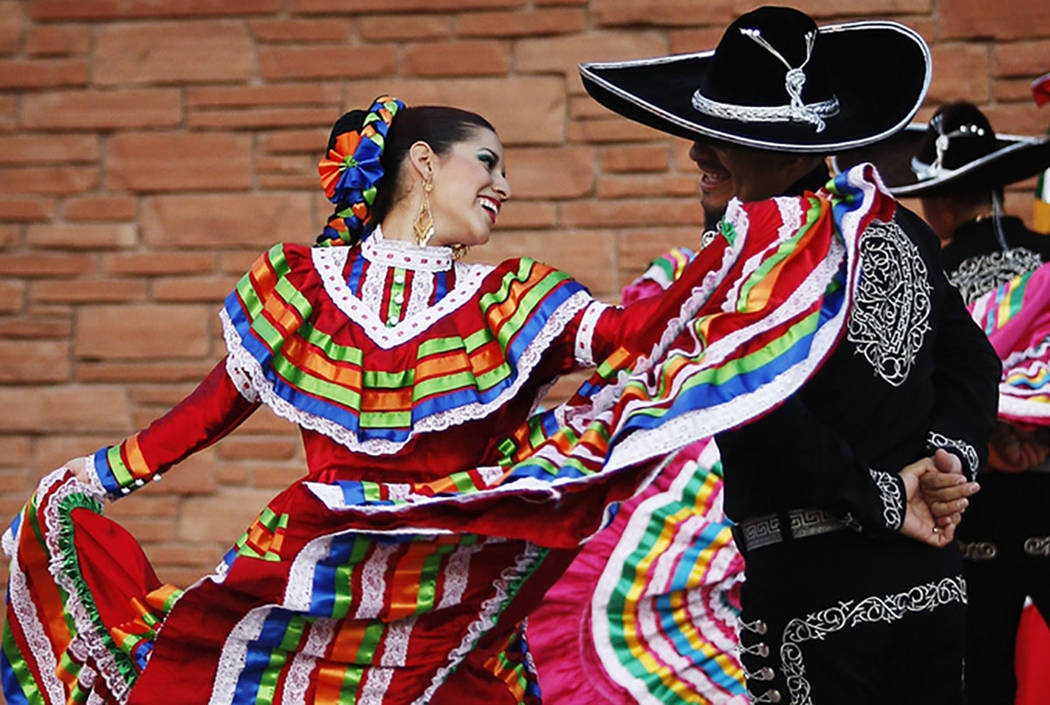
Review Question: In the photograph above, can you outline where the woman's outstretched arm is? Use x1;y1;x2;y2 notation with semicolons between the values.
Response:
70;358;260;499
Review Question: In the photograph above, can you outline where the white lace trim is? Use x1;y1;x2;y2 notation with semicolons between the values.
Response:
378;615;417;667
997;336;1050;421
354;542;399;620
774;195;805;240
363;225;454;272
1;520;14;559
436;540;490;609
999;393;1050;422
412;542;544;705
478;466;506;485
720;196;803;315
926;431;980;480
283;534;334;612
574;300;610;368
868;469;904;531
38;471;133;703
284;525;451;614
208;606;269;705
358;667;395;705
221;288;591;456
1001;335;1050;374
303;473;565;513
75;454;107;497
224;357;260;403
313;245;493;350
780;575;965;704
359;252;389;325
281;618;336;705
405;266;436;320
214;526;497;705
388;483;411;502
86;686;105;705
6;510;68;704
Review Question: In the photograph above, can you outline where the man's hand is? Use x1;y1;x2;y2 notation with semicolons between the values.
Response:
919;449;980;529
899;452;979;548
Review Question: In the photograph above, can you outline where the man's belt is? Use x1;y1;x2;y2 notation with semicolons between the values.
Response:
733;508;848;552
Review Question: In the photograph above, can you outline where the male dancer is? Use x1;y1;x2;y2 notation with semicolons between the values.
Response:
581;8;999;703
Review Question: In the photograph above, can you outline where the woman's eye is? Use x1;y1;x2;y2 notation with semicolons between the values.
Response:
479;153;496;168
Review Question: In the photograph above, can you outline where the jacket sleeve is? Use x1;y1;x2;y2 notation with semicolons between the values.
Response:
921;242;1001;481
89;358;259;499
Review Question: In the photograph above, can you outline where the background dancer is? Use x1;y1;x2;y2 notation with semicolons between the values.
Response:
836;99;1050;705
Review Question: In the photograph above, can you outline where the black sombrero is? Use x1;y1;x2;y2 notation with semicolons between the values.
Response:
831;101;1050;197
578;6;930;154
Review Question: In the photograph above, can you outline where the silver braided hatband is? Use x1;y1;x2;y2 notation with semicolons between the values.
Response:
692;27;840;132
910;121;988;180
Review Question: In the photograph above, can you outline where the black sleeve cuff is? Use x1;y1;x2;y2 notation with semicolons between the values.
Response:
926;431;981;481
868;469;905;532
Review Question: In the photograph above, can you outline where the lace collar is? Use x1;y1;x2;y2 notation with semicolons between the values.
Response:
360;225;454;272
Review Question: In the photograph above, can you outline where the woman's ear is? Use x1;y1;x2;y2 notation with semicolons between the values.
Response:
408;141;436;184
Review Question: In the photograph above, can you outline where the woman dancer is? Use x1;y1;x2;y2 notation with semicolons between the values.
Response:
4;95;930;705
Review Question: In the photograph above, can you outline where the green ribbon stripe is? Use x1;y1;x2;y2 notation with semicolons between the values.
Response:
1009;270;1033;322
331;539;373;620
414;542;459;615
627;307;823;424
2;620;45;705
338;621;387;704
736;197;822;312
105;444;135;489
605;467;713;677
493;269;568;351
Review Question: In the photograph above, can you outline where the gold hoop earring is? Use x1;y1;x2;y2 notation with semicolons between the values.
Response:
414;179;435;247
451;244;469;260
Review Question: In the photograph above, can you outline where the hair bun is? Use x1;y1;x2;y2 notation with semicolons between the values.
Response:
317;95;405;247
326;110;368;153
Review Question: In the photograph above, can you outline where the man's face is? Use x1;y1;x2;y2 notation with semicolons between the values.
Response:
689;139;794;203
690;145;735;228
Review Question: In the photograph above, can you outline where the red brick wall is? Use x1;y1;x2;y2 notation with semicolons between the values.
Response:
1;0;1048;594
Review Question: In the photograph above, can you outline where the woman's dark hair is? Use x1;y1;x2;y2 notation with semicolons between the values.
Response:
321;105;495;244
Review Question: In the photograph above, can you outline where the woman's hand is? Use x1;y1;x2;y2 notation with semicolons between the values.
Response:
63;456;94;486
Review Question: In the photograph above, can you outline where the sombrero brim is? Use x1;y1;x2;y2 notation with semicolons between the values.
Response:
831;124;1050;197
578;21;930;154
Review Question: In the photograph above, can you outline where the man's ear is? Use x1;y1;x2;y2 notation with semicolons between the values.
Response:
408;141;436;182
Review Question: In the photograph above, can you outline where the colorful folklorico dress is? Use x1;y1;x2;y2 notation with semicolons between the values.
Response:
527;250;747;705
968;260;1050;428
4;164;893;705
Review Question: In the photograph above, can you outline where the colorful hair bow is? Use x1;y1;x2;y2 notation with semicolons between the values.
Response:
318;95;404;245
